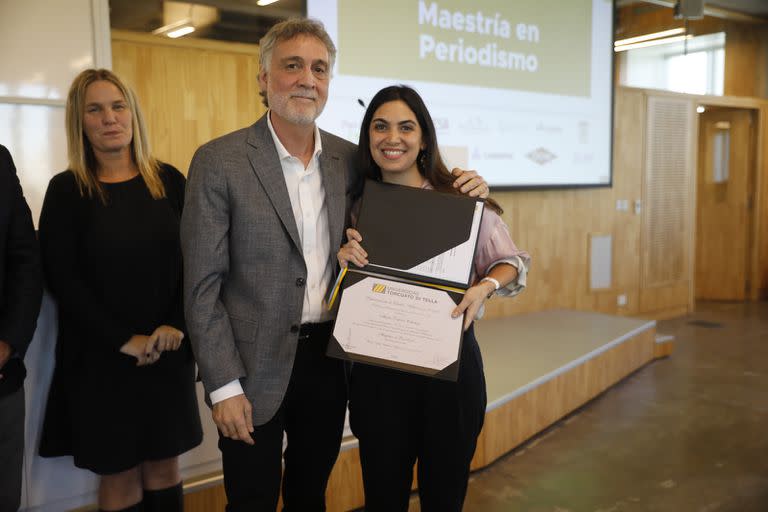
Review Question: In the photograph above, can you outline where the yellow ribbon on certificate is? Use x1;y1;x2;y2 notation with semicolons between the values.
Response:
327;266;465;310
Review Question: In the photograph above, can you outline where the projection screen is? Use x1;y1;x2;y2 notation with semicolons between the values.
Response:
307;0;614;189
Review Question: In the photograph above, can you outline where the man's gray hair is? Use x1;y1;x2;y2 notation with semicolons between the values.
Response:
259;17;337;74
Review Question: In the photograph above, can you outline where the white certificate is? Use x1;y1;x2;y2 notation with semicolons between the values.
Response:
332;276;463;372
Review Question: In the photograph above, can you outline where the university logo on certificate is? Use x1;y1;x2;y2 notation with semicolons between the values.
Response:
327;180;484;381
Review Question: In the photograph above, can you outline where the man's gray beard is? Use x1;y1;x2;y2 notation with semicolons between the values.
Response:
269;92;325;126
287;110;320;125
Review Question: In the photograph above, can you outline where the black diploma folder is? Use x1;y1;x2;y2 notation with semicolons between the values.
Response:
326;180;485;381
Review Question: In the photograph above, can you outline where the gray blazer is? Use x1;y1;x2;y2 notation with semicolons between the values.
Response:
181;114;357;425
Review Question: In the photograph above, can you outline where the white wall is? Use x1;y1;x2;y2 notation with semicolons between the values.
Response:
0;0;111;226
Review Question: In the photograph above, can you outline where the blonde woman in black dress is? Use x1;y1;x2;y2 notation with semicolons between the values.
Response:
38;69;202;512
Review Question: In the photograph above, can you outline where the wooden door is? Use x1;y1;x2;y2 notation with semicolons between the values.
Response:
695;108;755;300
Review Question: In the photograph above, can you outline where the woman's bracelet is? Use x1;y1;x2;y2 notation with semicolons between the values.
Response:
480;276;500;298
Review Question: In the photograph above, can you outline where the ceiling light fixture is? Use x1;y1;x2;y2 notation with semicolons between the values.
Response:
166;25;195;38
257;0;280;5
152;18;196;38
614;34;692;52
614;28;686;47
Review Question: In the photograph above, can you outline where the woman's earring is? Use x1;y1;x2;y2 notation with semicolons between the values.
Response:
418;150;427;169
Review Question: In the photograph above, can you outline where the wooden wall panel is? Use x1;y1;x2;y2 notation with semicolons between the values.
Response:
326;444;366;512
112;31;267;176
183;482;227;512
724;27;765;99
757;105;768;297
760;35;768;99
484;89;647;318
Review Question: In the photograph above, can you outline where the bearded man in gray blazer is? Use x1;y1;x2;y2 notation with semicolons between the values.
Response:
181;18;487;512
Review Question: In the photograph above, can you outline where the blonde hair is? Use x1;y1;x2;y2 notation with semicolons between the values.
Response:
65;68;164;203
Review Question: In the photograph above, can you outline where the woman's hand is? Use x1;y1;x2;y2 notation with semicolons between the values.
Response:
451;169;489;198
451;280;496;331
337;228;368;268
149;325;185;352
120;335;161;366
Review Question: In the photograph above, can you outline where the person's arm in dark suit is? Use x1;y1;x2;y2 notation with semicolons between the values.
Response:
0;145;43;373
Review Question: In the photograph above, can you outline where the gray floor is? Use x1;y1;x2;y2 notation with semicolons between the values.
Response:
412;301;768;512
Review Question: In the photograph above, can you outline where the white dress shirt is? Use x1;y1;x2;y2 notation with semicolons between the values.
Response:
210;112;335;404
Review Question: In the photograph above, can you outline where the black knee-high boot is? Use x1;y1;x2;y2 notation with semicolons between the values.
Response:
99;501;143;512
143;482;183;512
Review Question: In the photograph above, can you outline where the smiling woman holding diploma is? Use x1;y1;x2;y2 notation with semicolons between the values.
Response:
337;85;530;512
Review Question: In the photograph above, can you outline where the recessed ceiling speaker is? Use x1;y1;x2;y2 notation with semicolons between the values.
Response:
674;0;705;19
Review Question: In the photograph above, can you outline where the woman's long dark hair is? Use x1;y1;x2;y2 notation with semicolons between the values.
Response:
354;85;502;214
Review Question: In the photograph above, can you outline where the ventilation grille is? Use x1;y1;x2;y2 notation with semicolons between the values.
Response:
642;96;693;287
